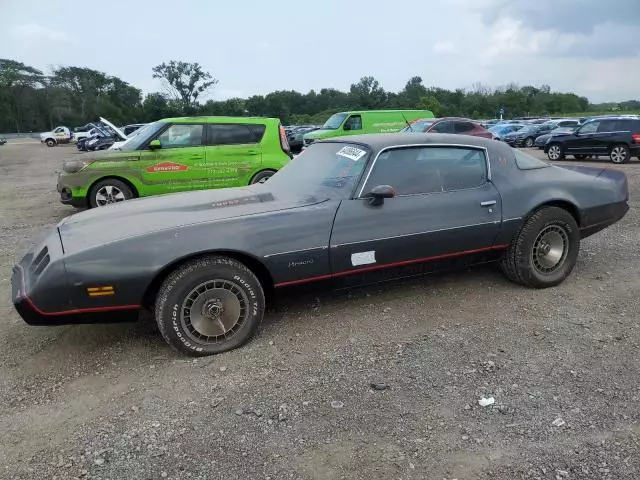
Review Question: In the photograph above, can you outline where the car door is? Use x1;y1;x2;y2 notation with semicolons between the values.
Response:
329;145;503;288
138;123;207;195
592;119;621;155
204;124;263;188
564;120;600;155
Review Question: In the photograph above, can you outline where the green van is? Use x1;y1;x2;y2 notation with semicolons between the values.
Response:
56;116;292;208
302;109;434;147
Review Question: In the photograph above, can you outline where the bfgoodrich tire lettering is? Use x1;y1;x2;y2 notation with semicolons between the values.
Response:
499;206;579;288
155;255;265;356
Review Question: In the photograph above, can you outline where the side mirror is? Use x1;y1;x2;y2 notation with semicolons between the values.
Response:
343;122;351;131
574;130;580;136
363;185;395;206
148;139;161;150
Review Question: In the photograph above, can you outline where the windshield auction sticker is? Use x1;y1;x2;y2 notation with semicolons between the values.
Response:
336;146;367;161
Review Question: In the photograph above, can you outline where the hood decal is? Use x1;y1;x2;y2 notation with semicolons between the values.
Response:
211;193;275;209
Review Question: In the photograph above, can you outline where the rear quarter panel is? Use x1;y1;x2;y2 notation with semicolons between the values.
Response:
487;142;625;244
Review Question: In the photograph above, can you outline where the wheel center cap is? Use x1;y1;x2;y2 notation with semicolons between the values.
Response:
203;299;224;319
539;242;551;255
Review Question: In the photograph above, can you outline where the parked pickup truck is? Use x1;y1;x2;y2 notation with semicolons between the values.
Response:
40;126;73;146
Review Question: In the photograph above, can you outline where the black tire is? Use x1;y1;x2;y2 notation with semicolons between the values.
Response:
546;143;564;161
610;144;630;164
45;138;56;147
574;154;587;160
155;255;265;356
88;178;134;208
499;206;580;288
524;137;534;148
249;169;276;185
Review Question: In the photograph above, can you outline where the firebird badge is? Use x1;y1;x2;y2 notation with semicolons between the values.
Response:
146;162;189;173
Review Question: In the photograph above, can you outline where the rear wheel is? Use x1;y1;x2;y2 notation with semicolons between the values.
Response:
499;206;579;288
547;143;564;161
45;138;56;147
155;256;265;356
610;144;630;164
250;169;276;184
88;179;134;208
524;137;534;148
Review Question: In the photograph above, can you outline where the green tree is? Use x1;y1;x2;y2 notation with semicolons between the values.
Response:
0;59;45;132
349;76;387;109
152;61;218;106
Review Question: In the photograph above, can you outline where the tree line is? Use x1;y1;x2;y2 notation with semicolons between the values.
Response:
1;58;637;133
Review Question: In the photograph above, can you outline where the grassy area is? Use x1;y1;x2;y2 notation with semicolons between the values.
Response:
562;110;640;118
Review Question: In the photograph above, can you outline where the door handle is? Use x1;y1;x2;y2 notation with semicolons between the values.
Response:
480;200;497;207
247;150;259;155
190;154;204;159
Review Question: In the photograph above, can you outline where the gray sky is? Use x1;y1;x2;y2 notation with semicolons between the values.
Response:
3;0;639;103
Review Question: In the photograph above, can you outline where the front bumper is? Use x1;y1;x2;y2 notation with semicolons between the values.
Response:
11;230;140;325
505;137;525;147
57;174;88;208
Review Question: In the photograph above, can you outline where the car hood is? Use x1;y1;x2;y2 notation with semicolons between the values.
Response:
57;186;330;255
99;117;128;141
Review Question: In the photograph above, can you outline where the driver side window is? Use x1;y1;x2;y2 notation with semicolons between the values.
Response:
363;146;487;196
344;115;362;131
156;124;203;148
579;121;599;134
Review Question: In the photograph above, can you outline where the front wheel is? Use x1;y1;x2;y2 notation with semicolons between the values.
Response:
88;179;134;208
524;137;534;148
610;144;630;164
547;143;564;161
155;256;265;356
499;206;579;288
249;169;276;184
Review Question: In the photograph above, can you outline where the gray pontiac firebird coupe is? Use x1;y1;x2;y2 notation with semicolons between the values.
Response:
12;133;629;356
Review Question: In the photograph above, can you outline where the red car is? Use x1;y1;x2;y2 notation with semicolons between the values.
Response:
402;117;493;139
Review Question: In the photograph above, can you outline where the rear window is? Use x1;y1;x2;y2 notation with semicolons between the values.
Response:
206;124;266;146
514;149;550;170
454;122;475;133
614;119;638;132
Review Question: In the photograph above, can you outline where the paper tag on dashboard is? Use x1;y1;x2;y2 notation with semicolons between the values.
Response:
336;146;367;161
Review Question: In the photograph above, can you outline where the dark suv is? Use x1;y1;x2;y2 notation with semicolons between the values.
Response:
545;117;640;164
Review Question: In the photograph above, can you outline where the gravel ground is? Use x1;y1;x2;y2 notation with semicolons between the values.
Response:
1;141;639;480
